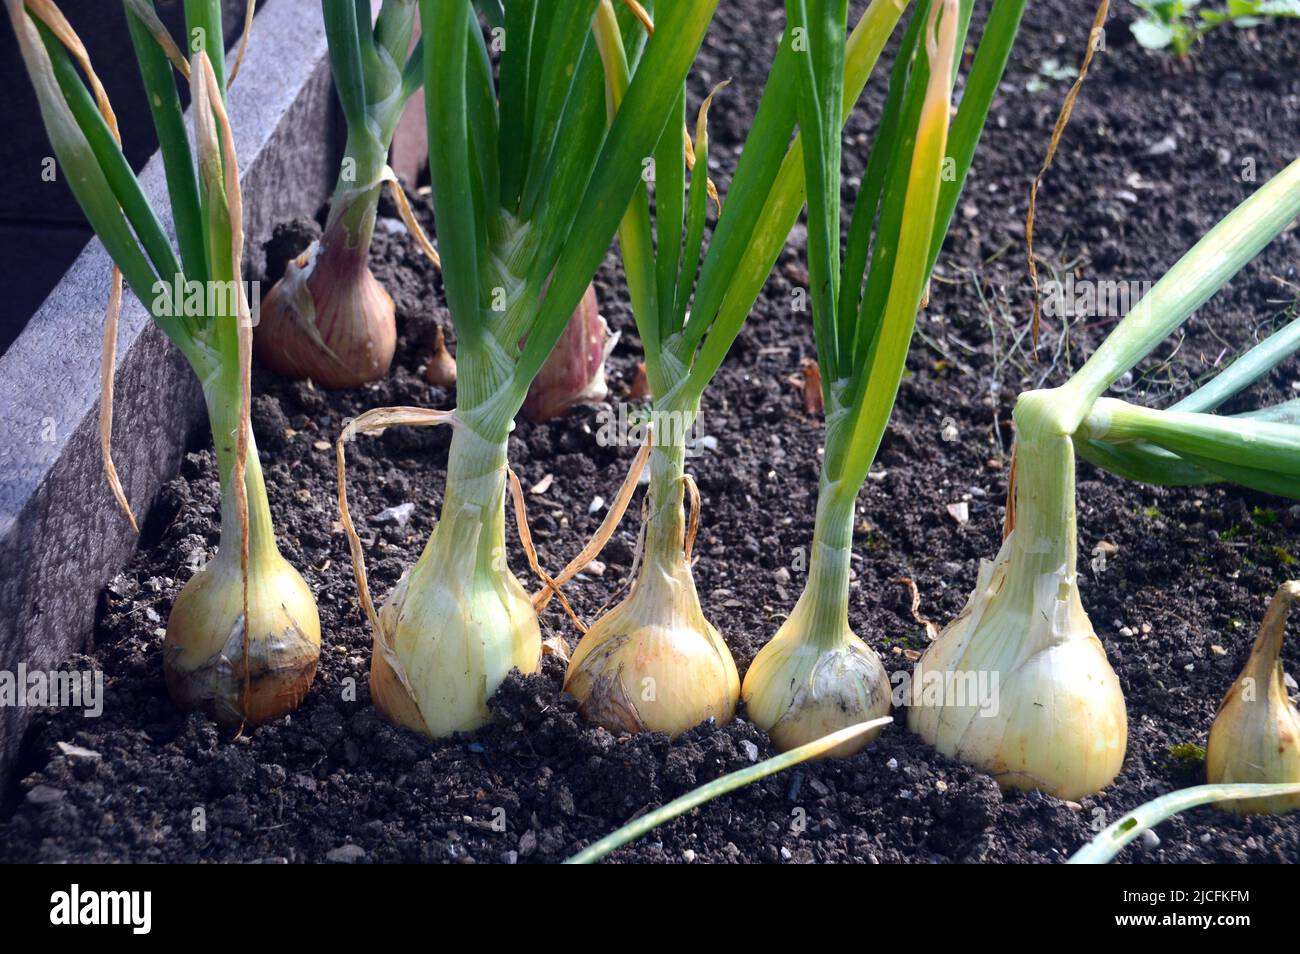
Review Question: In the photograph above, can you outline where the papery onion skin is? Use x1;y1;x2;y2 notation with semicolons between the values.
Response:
522;285;615;423
1206;581;1300;815
744;634;890;758
564;570;739;736
165;550;321;727
564;440;738;736
368;426;541;737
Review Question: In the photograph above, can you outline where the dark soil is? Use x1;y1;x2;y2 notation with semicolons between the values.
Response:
5;0;1300;864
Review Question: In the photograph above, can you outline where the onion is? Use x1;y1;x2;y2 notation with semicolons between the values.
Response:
742;484;890;757
165;426;320;726
564;440;738;735
255;188;396;389
522;285;616;423
364;423;541;736
908;392;1127;799
1206;580;1300;815
424;323;457;388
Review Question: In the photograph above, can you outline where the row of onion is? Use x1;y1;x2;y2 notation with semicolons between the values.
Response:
15;0;1300;839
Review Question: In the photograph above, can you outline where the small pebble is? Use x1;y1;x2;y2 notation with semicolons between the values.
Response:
583;559;607;578
25;785;65;807
886;758;899;771
373;502;415;527
56;742;101;760
326;844;366;864
740;740;759;762
682;849;697;863
773;567;791;584
1140;829;1161;850
588;496;605;515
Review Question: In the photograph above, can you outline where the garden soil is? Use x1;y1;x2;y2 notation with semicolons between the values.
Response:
4;0;1300;863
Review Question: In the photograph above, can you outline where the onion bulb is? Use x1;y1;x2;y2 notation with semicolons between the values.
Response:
522;285;616;423
165;432;320;726
369;425;541;736
908;392;1127;799
255;188;396;389
424;324;457;388
564;442;738;735
1206;580;1300;815
743;489;890;758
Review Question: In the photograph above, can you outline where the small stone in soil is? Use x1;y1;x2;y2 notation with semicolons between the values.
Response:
26;785;65;807
326;845;367;864
373;502;415;527
56;742;101;760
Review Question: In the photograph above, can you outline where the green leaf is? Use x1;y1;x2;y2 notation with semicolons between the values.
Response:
420;0;486;377
1131;17;1176;48
500;0;720;430
1068;783;1300;864
565;718;893;864
126;3;207;284
497;0;537;213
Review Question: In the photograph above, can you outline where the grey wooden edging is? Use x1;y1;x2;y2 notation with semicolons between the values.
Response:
0;0;340;788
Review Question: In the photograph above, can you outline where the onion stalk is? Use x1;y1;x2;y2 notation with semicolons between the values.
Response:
562;0;738;733
8;0;320;726
742;0;1026;758
911;147;1300;795
339;0;722;738
1205;580;1300;815
255;0;428;389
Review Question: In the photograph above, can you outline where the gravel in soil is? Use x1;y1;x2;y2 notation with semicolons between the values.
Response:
4;1;1300;863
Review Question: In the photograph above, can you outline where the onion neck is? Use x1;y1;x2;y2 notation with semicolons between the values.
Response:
322;130;388;264
627;422;702;612
415;422;510;582
793;480;857;651
1004;389;1081;598
644;439;688;572
205;388;279;567
798;386;863;650
1245;582;1300;689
